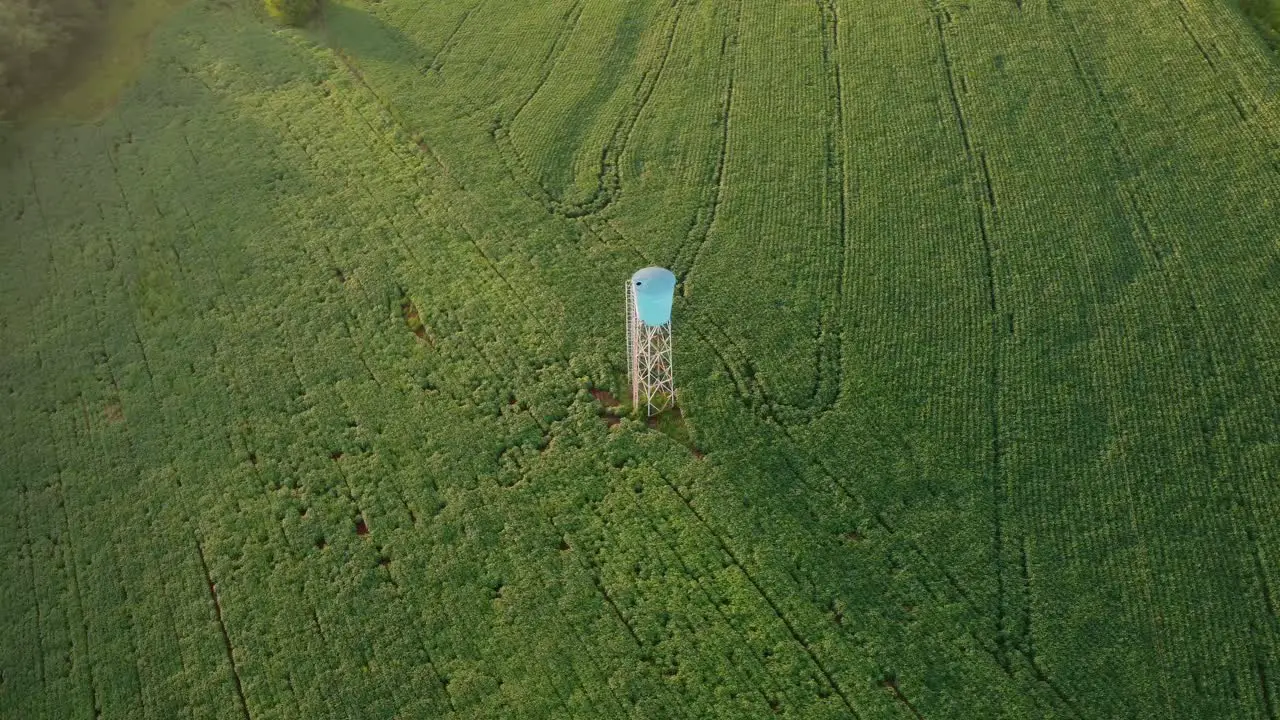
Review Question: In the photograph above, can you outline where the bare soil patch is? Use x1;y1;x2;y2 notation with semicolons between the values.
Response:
400;295;429;343
592;388;624;427
590;388;620;407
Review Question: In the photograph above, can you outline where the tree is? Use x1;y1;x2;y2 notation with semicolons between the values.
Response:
264;0;317;27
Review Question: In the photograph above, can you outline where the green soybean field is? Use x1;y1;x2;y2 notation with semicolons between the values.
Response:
2;0;1279;717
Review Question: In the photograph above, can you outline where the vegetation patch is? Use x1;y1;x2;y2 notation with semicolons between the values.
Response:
265;0;317;27
1238;0;1280;44
1;1;1277;718
645;407;697;455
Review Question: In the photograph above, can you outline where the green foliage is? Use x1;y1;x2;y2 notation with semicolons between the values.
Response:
1239;0;1280;43
1;1;1278;719
265;0;317;27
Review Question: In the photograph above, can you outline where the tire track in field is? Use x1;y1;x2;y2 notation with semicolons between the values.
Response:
329;386;431;527
129;342;264;717
625;0;818;424
143;80;453;715
304;605;369;717
495;410;781;716
88;126;211;717
196;46;543;383
805;0;848;420
1163;14;1280;636
673;0;844;424
1;301;48;719
668;0;741;284
73;391;153;718
567;428;817;712
204;392;384;718
22;149;57;282
322;46;561;348
922;3;1098;713
645;471;865;717
8;366;56;712
155;566;199;720
45;422;109;720
344;540;458;715
624;483;793;712
635;511;786;712
1170;10;1280;179
505;0;588;124
426;0;488;74
537;515;696;718
1049;3;1279;714
655;0;878;427
170;63;592;715
321;50;538;320
926;0;1014;676
108;513;156;719
17;478;48;713
34;131;156;715
492;0;684;219
53;462;104;718
529;531;640;718
195;539;252;720
538;464;786;716
639;489;865;714
770;425;1087;719
1016;539;1036;665
224;49;552;421
288;49;583;430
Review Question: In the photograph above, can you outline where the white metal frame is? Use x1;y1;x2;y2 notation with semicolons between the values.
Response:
626;280;674;417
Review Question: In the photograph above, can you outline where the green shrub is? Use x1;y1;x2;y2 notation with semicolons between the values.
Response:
264;0;317;27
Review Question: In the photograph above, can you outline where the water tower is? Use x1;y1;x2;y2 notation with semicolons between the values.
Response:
626;267;676;417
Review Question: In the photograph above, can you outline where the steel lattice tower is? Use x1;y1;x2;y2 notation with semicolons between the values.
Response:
626;268;676;417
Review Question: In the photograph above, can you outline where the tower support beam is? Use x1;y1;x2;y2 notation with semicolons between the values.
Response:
626;278;675;417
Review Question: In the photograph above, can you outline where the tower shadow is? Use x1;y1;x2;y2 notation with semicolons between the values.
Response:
320;1;421;65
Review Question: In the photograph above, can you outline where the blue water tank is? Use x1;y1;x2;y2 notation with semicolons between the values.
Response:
631;267;676;327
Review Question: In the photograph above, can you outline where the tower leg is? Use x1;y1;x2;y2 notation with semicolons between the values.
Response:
634;321;673;417
626;282;675;418
627;282;640;411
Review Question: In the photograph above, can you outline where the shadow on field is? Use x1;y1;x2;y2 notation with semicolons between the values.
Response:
321;1;421;65
0;0;328;327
